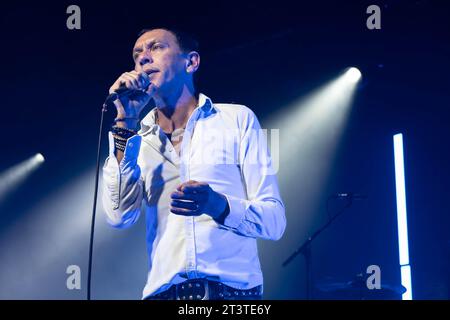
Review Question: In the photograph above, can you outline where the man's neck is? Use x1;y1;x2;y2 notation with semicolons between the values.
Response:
153;85;198;133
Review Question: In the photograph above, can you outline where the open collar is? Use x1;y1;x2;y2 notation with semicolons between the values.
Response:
139;93;216;136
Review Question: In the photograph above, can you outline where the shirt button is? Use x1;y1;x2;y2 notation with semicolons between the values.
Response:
128;142;133;148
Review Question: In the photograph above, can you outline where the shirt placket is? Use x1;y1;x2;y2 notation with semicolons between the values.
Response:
181;109;201;279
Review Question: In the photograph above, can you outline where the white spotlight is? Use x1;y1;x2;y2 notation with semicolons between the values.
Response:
346;67;362;83
0;154;45;203
261;68;362;298
35;153;45;163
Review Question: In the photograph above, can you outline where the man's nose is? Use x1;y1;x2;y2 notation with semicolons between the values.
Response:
138;51;153;66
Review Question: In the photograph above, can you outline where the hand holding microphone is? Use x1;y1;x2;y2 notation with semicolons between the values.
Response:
108;70;155;129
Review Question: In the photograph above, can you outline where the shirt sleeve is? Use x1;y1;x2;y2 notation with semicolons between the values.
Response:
220;108;286;241
102;132;144;228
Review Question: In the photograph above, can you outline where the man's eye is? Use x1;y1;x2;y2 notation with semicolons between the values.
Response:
152;44;164;50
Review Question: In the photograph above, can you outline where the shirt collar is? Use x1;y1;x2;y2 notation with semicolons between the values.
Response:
139;93;215;135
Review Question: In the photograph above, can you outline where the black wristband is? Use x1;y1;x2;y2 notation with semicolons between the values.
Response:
111;125;137;140
114;117;139;123
114;137;127;152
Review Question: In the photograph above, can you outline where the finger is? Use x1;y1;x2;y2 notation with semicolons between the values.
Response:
127;71;148;89
130;71;150;88
171;191;206;202
182;183;209;193
176;180;201;193
170;207;201;216
116;74;134;90
112;98;126;115
139;72;151;87
109;75;126;93
171;199;198;210
122;73;140;90
109;72;148;96
177;179;197;187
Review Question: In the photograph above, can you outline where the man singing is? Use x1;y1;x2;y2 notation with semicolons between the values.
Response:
102;28;286;300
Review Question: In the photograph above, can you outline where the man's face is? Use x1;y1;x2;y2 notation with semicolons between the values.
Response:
133;29;187;94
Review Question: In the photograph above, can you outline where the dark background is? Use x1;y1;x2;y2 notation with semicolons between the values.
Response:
0;0;449;299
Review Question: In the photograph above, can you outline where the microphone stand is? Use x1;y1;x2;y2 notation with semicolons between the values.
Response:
282;196;354;300
87;99;109;300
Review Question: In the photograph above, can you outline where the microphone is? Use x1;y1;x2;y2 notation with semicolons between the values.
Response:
333;193;367;200
104;79;151;104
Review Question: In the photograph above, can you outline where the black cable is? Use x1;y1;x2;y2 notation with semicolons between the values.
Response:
87;101;108;300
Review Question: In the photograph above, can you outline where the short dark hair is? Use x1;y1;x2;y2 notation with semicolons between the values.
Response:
137;28;200;54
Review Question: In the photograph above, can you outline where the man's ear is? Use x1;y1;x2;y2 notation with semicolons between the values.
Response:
186;51;200;74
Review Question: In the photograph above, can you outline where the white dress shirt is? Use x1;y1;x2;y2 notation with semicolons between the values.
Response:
102;93;286;299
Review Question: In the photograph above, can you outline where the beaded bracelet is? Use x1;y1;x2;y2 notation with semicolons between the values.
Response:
114;144;126;153
111;125;137;140
114;137;127;145
112;134;127;142
114;140;126;148
114;137;127;152
112;125;137;134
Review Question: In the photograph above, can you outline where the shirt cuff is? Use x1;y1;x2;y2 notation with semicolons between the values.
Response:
221;194;248;229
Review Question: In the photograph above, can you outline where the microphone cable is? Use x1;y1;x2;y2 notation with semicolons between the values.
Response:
87;99;109;300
